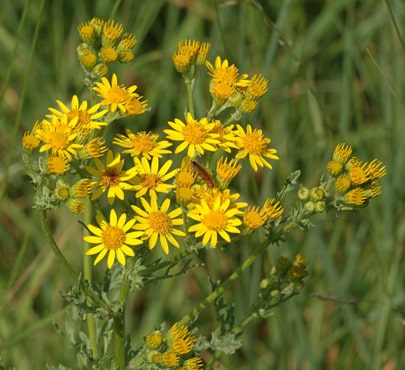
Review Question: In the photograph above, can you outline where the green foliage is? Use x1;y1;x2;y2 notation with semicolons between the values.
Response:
1;1;404;369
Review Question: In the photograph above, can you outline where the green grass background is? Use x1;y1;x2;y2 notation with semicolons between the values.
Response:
1;0;404;369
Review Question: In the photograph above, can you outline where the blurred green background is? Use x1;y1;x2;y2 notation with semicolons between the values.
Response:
1;0;404;369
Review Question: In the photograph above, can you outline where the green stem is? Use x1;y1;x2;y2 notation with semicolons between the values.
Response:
178;218;302;326
83;199;100;359
39;210;110;311
178;238;270;326
114;265;131;369
185;76;195;117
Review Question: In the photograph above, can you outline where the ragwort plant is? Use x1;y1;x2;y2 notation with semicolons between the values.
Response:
22;18;387;369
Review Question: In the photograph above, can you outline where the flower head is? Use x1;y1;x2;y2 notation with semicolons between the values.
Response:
187;195;244;247
132;197;186;254
234;124;279;171
85;150;136;204
132;157;177;199
35;115;83;162
47;95;108;138
164;113;220;158
93;73;139;113
113;130;172;159
84;209;143;268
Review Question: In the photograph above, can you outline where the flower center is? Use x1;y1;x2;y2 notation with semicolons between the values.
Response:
148;211;171;234
202;210;226;230
108;85;127;103
132;134;156;153
182;123;206;144
102;225;126;250
141;174;161;189
102;168;121;187
49;132;70;150
242;132;267;155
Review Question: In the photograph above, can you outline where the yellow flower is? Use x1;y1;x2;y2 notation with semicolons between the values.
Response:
234;124;279;172
81;137;108;158
247;73;268;98
145;331;163;350
47;155;69;174
161;350;180;367
209;121;238;153
367;159;386;180
333;143;352;164
205;56;249;87
243;205;267;231
113;130;172;159
216;156;242;187
85;150;136;205
93;73;138;113
132;157;177;199
22;131;41;151
262;198;284;221
164;112;220;158
187;195;243;247
100;46;118;63
327;160;343;176
343;187;367;206
132;197;186;254
84;209;143;269
335;174;351;194
35;115;83;162
125;94;148;115
183;357;204;369
47;95;108;138
102;19;123;45
77;21;96;43
117;32;138;51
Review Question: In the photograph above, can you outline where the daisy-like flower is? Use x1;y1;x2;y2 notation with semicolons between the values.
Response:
47;95;108;138
247;73;268;99
93;73;138;113
113;130;172;159
234;124;279;172
132;157;177;199
209;121;238;153
102;19;123;45
205;56;249;87
84;209;143;269
85;150;137;205
164;112;220;158
35;115;83;162
187;195;243;247
216;156;242;188
243;205;268;231
125;94;149;116
132;197;186;254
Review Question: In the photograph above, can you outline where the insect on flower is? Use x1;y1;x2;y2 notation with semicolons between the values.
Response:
190;160;215;188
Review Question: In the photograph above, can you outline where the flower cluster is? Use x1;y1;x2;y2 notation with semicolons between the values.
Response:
77;17;138;77
298;143;386;213
140;323;204;369
259;253;309;300
21;33;283;268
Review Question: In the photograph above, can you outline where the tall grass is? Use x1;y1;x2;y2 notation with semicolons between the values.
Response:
0;0;403;369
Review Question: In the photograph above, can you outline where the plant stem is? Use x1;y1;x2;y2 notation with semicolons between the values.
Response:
39;210;110;311
185;76;195;117
114;265;131;369
178;238;270;326
178;218;301;326
83;198;100;359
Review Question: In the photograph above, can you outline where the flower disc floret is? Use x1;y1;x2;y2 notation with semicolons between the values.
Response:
164;113;220;158
84;209;143;268
234;124;279;172
187;196;243;247
132;197;186;254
